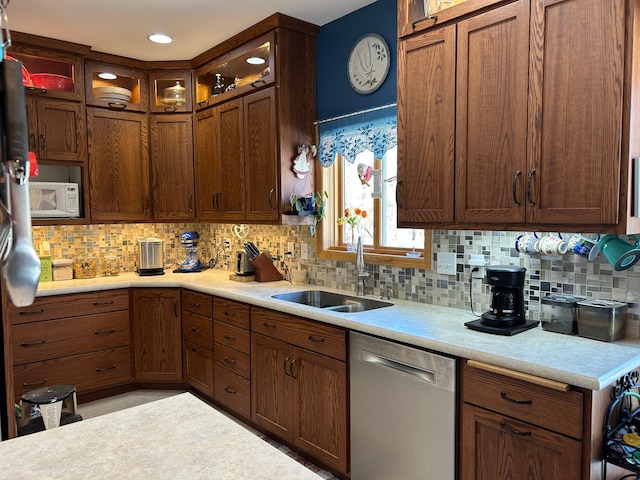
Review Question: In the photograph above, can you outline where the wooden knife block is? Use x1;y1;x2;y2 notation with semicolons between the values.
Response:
248;253;283;282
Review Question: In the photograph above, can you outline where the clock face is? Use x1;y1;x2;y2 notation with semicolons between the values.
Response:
347;33;390;94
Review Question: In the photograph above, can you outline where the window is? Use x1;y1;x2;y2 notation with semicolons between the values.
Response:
316;105;431;268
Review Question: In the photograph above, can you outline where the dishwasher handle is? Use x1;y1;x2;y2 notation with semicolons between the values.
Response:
362;350;436;384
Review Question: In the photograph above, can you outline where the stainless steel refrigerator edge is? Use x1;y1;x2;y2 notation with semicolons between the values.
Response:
350;332;457;479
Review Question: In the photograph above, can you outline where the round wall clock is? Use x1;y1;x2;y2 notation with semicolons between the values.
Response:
347;33;390;94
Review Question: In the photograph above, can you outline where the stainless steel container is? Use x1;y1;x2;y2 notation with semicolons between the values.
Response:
540;294;584;334
138;238;164;276
576;299;628;342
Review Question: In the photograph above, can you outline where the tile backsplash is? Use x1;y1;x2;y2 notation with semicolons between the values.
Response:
32;224;640;338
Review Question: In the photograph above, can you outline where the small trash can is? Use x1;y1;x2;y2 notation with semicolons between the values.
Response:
17;384;82;436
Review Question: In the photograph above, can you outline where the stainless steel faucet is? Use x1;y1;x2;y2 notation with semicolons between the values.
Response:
282;251;292;283
355;236;369;296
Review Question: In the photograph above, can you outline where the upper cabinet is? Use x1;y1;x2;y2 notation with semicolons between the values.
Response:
150;70;193;113
193;14;318;224
7;44;85;101
194;32;275;111
397;0;640;233
85;61;148;112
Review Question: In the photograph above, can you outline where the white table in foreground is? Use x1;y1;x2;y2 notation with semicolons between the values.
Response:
0;393;323;479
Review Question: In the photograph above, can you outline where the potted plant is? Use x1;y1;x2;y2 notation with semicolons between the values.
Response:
288;192;328;236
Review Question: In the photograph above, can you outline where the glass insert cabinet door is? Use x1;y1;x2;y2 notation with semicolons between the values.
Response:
194;31;275;110
85;61;148;112
150;70;193;113
7;47;84;101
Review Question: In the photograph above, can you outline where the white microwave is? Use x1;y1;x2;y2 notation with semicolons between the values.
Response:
29;182;80;218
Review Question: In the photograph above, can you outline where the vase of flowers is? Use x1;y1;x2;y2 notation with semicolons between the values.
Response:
337;207;367;252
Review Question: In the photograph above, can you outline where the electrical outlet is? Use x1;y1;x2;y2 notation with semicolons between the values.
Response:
301;243;309;260
287;242;295;255
436;252;457;276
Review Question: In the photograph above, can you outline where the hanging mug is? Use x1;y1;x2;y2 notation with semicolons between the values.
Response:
515;233;539;256
538;233;568;257
597;235;640;271
567;233;601;261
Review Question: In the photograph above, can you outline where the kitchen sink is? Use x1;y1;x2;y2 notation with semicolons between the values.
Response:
271;290;393;312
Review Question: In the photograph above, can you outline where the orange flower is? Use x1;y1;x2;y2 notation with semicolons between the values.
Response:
337;207;367;227
361;210;367;218
354;208;362;215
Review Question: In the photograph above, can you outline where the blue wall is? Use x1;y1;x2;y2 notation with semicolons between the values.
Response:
316;0;397;121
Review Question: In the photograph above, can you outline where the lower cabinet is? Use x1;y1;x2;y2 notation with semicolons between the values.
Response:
182;290;214;397
132;288;182;382
251;307;348;474
460;360;583;480
213;297;251;419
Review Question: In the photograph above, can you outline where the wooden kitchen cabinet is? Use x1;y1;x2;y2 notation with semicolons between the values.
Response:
87;107;150;222
192;14;317;223
132;289;182;382
4;289;131;437
460;360;583;479
194;88;277;222
251;307;348;474
213;297;251;418
149;70;193;113
84;61;148;112
150;114;195;221
182;290;214;397
25;96;86;163
398;0;638;233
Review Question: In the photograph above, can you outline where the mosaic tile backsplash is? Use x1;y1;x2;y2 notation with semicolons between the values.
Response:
32;224;640;339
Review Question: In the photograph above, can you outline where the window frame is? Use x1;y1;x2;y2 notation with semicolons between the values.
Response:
316;145;432;269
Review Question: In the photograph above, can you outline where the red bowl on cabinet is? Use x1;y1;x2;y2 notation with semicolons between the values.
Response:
30;73;74;92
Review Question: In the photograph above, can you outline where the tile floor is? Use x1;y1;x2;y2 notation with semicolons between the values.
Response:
79;390;340;480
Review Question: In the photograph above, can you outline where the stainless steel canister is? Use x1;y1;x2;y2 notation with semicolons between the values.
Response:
138;238;164;276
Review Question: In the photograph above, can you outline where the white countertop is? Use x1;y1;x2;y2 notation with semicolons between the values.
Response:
0;393;323;479
35;270;640;391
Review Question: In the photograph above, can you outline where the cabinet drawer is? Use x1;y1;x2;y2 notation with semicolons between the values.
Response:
12;311;130;365
214;365;250;418
213;297;250;329
251;308;346;361
214;321;250;354
182;290;213;318
182;311;213;349
214;343;250;379
10;290;129;325
13;346;132;399
184;340;213;397
462;361;583;438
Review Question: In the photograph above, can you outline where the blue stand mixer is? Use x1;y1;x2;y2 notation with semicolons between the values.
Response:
174;231;206;273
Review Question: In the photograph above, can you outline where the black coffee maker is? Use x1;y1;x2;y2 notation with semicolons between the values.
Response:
482;265;526;327
465;265;539;335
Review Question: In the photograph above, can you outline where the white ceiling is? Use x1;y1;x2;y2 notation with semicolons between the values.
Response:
4;0;377;61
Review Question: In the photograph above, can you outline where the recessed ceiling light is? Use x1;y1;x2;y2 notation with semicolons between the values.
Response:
246;56;265;65
148;33;173;44
98;72;117;80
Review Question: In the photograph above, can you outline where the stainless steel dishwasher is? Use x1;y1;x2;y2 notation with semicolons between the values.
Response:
350;332;457;480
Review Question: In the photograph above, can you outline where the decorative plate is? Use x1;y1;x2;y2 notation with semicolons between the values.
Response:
347;33;390;94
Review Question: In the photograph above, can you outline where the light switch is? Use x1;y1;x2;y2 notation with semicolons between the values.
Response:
301;243;309;260
436;252;457;276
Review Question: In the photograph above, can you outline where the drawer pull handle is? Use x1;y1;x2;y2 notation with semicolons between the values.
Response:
94;328;116;335
224;311;236;317
20;339;46;346
308;335;325;343
18;309;44;315
223;334;236;340
93;301;114;306
95;364;117;372
262;322;276;329
23;379;47;387
223;357;236;365
500;421;532;437
190;302;201;307
191;326;201;333
224;387;237;394
500;391;532;405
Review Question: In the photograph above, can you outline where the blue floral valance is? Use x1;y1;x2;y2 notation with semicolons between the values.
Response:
318;105;397;167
